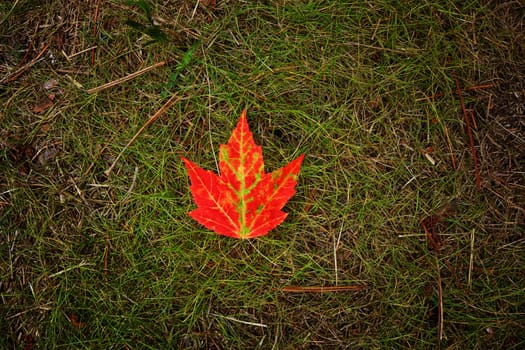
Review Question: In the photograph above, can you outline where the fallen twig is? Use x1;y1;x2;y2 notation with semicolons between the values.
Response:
86;60;167;94
104;93;183;176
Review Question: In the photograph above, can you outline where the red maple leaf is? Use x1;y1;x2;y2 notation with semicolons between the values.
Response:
181;110;304;239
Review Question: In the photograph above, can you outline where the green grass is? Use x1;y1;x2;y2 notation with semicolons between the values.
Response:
1;0;524;349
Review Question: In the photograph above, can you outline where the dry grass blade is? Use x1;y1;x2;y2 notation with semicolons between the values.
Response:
282;285;365;293
467;110;482;189
468;229;475;289
91;0;102;66
420;201;457;348
86;61;167;94
442;119;457;170
212;314;268;328
104;93;184;176
435;255;444;347
103;235;110;275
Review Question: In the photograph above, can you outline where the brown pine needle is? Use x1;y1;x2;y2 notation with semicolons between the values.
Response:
86;60;167;94
282;285;365;293
104;93;183;176
415;83;496;101
452;72;482;190
468;110;482;189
